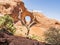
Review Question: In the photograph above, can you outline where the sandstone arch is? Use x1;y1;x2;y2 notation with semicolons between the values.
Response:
16;1;34;24
0;0;35;25
21;11;34;24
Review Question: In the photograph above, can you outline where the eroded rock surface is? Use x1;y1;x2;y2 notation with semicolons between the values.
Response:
0;0;34;24
0;0;60;42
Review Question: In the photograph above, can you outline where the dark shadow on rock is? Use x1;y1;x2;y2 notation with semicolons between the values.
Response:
0;29;45;45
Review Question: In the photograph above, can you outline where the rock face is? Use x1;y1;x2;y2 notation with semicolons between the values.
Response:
0;0;22;22
0;0;34;24
0;30;45;45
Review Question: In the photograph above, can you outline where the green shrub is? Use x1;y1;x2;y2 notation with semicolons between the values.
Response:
0;15;16;34
28;34;43;41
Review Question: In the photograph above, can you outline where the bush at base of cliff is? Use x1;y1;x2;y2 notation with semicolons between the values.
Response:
44;27;60;45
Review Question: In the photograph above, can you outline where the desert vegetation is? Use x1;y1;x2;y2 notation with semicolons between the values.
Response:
0;14;45;45
0;15;16;34
44;27;60;45
0;0;60;45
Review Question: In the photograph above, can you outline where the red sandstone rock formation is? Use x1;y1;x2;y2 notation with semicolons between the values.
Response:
0;0;34;24
0;0;60;42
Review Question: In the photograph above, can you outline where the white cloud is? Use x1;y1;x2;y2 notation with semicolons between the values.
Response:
32;10;42;12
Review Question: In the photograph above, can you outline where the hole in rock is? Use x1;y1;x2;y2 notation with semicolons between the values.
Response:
25;16;31;24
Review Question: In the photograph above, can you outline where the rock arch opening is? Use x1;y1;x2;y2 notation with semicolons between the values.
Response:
25;16;31;24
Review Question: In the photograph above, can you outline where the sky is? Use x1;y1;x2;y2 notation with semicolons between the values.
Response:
23;0;60;21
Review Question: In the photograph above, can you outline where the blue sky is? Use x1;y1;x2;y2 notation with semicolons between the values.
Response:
23;0;60;21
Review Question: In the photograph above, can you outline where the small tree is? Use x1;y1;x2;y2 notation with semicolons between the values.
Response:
44;27;60;45
0;15;16;34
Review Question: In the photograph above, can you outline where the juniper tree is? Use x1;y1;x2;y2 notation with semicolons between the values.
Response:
0;15;16;34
